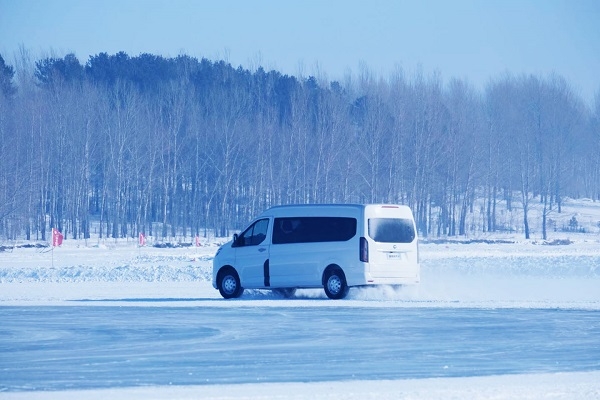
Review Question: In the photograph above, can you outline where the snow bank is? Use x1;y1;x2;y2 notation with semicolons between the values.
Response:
2;371;599;400
2;238;599;309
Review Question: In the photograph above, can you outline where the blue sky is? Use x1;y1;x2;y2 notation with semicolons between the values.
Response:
1;0;599;105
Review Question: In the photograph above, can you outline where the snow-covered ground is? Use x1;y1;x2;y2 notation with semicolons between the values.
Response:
1;232;600;399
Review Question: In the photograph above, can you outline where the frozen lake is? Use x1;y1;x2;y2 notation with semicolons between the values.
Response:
1;238;600;398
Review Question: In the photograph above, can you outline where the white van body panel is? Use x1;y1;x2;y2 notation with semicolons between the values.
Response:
212;204;420;297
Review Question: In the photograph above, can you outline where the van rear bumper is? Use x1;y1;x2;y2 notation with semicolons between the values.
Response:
346;267;420;287
362;275;420;286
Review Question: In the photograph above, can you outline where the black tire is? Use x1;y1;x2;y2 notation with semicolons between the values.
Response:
273;288;297;298
217;268;244;299
323;268;349;299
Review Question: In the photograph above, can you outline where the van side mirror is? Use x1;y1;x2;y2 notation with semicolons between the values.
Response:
232;233;239;247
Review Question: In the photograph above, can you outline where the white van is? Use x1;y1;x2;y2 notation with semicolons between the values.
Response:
212;204;420;299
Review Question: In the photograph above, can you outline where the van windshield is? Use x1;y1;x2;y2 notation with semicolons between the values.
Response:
368;218;415;243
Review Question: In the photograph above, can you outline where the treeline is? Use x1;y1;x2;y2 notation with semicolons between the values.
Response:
0;50;599;241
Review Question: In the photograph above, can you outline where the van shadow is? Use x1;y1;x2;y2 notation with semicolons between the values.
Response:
69;290;328;303
70;297;217;303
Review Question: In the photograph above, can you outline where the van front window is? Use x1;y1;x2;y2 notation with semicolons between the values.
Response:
235;218;269;247
368;218;415;243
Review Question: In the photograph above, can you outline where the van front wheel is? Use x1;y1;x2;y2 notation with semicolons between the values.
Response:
323;269;349;300
217;268;244;299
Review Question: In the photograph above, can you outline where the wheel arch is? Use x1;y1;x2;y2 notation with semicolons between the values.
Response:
217;264;237;277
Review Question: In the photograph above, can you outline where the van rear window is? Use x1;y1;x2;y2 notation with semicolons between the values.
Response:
368;218;415;243
273;217;357;244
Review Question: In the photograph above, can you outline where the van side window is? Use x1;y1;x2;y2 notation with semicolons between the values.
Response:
273;217;356;244
235;218;269;247
368;218;415;243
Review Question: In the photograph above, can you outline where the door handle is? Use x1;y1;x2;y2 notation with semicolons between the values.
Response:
258;247;266;252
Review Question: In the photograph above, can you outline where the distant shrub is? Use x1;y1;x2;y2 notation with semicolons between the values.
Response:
562;216;586;233
569;216;578;229
542;239;573;246
152;242;193;248
422;239;515;245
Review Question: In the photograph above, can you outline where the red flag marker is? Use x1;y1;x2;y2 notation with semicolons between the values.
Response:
52;228;63;247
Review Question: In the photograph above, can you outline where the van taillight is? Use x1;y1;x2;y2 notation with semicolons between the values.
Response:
360;237;369;262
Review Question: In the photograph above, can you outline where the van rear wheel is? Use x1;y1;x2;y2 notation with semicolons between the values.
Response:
217;268;244;299
323;269;349;300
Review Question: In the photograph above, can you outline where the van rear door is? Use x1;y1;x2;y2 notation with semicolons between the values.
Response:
365;207;419;279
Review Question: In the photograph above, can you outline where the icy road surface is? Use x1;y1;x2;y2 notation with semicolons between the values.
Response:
1;304;600;392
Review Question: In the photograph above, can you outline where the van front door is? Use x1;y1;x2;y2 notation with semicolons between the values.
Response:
233;218;270;288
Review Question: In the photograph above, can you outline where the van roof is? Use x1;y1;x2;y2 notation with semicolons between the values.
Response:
258;204;413;218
